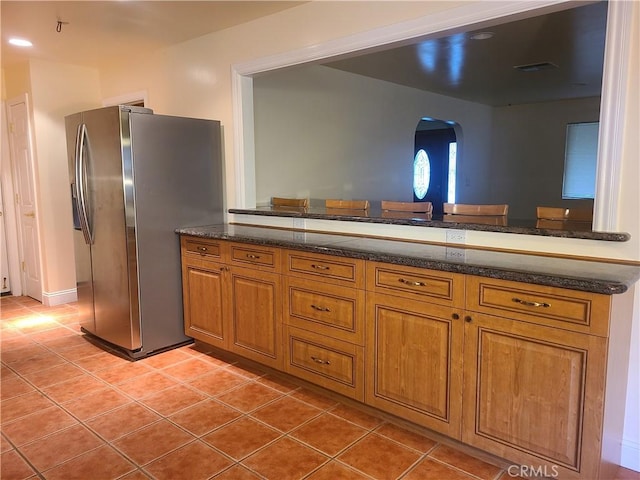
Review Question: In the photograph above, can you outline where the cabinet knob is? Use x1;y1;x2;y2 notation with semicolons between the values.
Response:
452;313;460;320
464;315;473;323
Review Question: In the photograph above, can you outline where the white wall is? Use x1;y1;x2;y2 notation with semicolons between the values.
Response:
25;60;101;302
490;97;599;219
253;64;492;205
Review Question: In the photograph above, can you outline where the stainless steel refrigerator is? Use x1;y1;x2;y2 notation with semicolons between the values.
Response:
65;105;223;359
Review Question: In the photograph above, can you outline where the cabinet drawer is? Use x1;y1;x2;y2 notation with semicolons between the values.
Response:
284;250;364;288
182;237;224;260
284;278;364;345
366;262;464;308
229;243;281;272
284;326;364;401
466;276;611;336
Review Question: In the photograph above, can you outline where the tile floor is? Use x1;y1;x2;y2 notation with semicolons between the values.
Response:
1;295;638;480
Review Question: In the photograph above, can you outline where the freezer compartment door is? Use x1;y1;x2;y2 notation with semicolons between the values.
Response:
130;113;222;353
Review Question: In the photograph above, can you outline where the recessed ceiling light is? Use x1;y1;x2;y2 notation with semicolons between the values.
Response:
9;38;33;47
470;32;494;40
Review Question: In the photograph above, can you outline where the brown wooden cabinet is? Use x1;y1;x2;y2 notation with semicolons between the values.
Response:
227;264;282;369
462;276;613;480
181;238;228;349
180;238;282;368
282;249;365;400
180;235;632;480
365;262;465;438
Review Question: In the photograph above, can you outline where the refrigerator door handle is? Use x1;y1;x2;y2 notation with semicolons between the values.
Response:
75;123;93;244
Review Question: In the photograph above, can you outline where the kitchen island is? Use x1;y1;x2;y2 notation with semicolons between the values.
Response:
177;224;639;480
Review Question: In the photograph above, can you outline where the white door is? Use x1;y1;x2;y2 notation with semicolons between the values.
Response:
7;95;42;302
0;183;10;294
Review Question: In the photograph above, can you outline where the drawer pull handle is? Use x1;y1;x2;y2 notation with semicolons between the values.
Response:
246;254;261;259
399;278;426;287
311;356;331;365
512;297;551;308
310;304;331;312
311;264;330;270
197;246;208;252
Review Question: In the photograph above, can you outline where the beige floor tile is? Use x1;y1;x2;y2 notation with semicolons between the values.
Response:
2;406;78;446
212;464;261;479
19;424;104;471
143;441;232;480
337;433;421;480
116;372;179;400
168;399;241;436
61;387;132;420
112;419;194;465
22;362;85;388
85;403;161;441
40;373;106;403
429;444;502;480
374;423;437;453
216;382;283;413
187;369;249;396
0;391;55;424
329;404;384;430
161;357;218;381
42;445;135;480
305;461;372;480
242;437;328;480
203;416;281;460
0;449;37;479
250;395;322;432
290;412;368;456
403;457;477;480
138;384;207;416
0;376;35;400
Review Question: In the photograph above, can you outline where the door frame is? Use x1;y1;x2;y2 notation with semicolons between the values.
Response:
0;101;22;297
5;93;44;301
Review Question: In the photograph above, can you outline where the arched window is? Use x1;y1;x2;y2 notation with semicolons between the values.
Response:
413;149;430;200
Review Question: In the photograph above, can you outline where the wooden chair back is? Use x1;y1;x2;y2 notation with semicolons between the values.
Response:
381;201;432;213
443;203;509;216
271;197;309;208
325;199;370;210
536;206;592;222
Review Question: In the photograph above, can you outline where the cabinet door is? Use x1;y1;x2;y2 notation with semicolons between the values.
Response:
182;260;227;349
463;312;607;479
228;266;282;369
366;293;463;438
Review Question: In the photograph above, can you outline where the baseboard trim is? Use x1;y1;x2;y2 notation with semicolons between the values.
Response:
42;288;77;307
621;439;640;472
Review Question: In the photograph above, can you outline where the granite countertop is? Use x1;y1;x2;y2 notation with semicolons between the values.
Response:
177;224;640;295
228;206;630;242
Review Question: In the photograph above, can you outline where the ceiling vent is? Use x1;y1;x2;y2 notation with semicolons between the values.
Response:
513;62;559;72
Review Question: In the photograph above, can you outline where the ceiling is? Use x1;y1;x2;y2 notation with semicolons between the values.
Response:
323;1;607;106
1;1;303;70
1;1;607;107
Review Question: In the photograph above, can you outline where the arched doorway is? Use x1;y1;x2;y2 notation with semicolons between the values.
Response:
413;118;458;216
